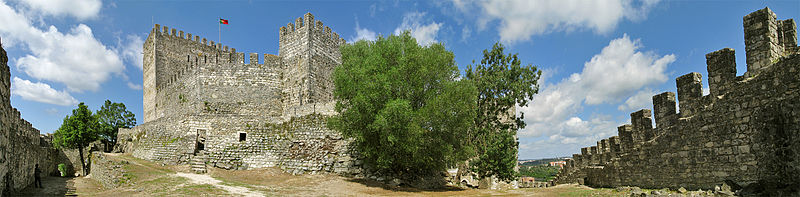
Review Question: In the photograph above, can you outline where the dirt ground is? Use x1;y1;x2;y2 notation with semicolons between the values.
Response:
12;154;627;196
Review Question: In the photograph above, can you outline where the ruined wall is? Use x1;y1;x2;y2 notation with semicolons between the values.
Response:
553;7;800;190
89;152;130;189
0;38;75;195
116;116;198;164
117;114;357;175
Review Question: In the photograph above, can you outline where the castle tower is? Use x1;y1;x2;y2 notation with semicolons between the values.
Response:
279;13;346;114
142;26;158;123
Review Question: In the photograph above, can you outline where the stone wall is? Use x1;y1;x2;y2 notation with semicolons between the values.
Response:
89;152;130;189
117;113;358;175
552;7;800;190
123;12;356;176
279;13;344;114
0;38;77;195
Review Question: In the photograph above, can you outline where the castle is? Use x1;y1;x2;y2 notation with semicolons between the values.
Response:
117;13;359;174
552;7;799;191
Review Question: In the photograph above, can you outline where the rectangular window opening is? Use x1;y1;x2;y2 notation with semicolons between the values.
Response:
239;132;247;142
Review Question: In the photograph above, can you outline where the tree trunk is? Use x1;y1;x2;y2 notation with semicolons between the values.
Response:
78;145;86;176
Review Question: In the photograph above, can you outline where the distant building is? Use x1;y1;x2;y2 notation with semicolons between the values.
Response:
549;161;566;168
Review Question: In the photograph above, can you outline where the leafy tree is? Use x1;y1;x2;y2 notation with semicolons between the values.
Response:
96;100;136;149
53;102;100;174
465;42;542;181
519;165;560;181
329;32;477;176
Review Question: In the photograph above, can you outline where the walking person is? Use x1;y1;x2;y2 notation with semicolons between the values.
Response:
34;164;42;188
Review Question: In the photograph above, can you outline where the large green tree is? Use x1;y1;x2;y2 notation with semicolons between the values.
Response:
330;32;477;176
465;42;542;181
96;100;136;149
53;102;100;174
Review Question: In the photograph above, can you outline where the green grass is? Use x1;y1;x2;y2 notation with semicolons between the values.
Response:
519;165;559;181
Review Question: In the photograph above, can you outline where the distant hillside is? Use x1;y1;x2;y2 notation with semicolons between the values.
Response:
518;157;571;166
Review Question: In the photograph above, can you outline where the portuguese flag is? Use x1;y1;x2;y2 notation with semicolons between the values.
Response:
219;18;229;25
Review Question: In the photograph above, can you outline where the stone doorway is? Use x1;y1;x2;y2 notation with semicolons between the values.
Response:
195;129;207;155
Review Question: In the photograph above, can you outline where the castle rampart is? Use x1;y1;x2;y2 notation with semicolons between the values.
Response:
552;7;800;190
119;13;355;176
0;38;81;195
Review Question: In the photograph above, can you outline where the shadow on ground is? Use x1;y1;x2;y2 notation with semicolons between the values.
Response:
345;178;465;193
11;176;76;196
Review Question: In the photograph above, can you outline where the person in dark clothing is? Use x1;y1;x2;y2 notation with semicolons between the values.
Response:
34;164;42;188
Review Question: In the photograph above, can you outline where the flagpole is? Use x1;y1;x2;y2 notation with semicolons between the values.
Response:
218;17;221;44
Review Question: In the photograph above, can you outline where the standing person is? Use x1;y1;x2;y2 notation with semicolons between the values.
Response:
34;164;42;188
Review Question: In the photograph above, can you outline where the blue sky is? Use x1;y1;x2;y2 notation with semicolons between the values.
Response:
0;0;797;159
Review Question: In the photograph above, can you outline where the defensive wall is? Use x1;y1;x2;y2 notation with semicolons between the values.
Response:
0;38;83;195
552;7;799;190
117;13;360;175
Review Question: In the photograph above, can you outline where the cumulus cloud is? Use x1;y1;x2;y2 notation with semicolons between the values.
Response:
394;12;442;46
580;34;674;104
456;0;661;43
10;0;102;20
517;35;674;158
618;89;656;111
350;21;377;42
11;77;78;106
121;34;144;70
518;115;619;159
0;1;124;92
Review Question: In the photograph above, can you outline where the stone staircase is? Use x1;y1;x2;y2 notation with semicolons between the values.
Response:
191;151;208;174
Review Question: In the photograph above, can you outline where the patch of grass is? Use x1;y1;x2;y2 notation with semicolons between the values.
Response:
556;187;620;197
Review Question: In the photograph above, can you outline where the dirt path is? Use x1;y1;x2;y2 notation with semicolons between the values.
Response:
12;176;77;196
175;172;263;197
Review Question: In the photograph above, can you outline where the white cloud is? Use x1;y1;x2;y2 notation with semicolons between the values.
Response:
517;35;674;158
350;21;377;42
394;12;442;46
121;34;144;70
580;34;674;104
460;25;471;43
518;115;619;159
11;77;78;106
460;0;661;43
10;0;102;20
0;1;124;92
618;89;656;111
127;82;142;90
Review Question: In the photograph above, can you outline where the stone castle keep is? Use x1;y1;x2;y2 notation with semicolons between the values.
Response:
117;13;360;174
552;7;799;190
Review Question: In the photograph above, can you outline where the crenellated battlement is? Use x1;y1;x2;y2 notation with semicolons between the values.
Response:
143;13;342;123
552;7;800;190
152;24;241;55
278;13;346;48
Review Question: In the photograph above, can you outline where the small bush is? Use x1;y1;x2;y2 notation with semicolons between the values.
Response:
58;163;67;177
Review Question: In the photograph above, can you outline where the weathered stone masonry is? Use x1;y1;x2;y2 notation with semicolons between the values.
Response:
117;13;360;175
0;38;79;195
552;7;799;190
